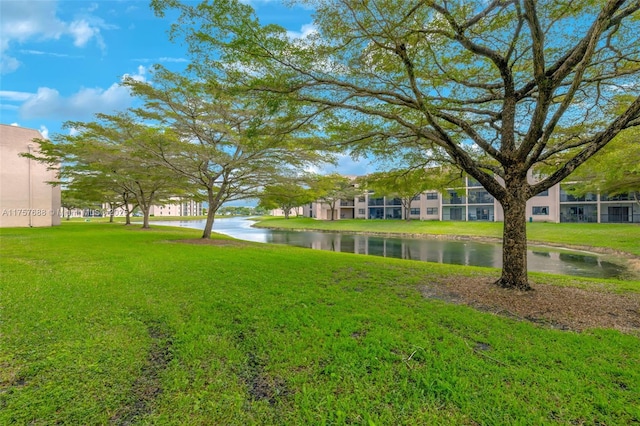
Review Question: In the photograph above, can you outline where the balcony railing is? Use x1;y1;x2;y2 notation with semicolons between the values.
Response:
560;191;597;202
468;193;494;204
442;196;466;205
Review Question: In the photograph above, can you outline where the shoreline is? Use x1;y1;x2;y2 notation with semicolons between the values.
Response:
254;224;640;273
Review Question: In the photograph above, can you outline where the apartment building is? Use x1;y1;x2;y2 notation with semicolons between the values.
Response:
0;124;61;227
149;199;202;217
103;198;203;217
303;176;639;223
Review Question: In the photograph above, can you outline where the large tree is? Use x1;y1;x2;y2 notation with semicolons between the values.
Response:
30;114;185;229
154;0;640;289
125;66;327;238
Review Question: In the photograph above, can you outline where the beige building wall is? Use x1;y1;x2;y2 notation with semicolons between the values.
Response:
104;199;202;217
493;174;562;223
0;124;61;227
149;199;202;217
270;206;304;217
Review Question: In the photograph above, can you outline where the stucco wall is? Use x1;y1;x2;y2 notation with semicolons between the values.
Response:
0;124;61;227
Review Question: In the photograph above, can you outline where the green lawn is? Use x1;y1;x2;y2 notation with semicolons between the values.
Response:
1;222;639;424
255;217;640;256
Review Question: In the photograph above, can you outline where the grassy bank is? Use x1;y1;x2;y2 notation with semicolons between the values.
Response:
1;223;639;424
255;217;640;256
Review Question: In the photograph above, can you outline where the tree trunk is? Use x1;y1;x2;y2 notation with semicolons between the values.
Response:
284;207;290;219
141;206;151;229
495;195;531;290
403;199;411;221
202;188;217;239
125;211;132;225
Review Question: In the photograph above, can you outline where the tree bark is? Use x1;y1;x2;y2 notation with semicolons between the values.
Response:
141;205;151;229
202;189;216;239
496;194;531;291
108;203;115;223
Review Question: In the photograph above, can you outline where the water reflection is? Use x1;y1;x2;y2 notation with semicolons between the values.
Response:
155;217;629;279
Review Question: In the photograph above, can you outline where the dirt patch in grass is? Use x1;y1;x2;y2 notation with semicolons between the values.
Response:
243;352;289;405
110;322;173;425
421;278;640;334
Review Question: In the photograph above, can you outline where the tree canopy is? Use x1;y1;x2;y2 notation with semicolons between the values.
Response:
28;113;185;228
258;175;318;219
125;66;329;238
153;0;640;289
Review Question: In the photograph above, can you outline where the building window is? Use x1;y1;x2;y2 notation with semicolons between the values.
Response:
468;189;494;204
368;197;384;206
358;208;365;215
443;190;465;204
426;192;438;200
532;206;549;215
410;208;420;215
412;195;421;201
426;207;438;215
467;177;482;187
358;196;366;202
535;189;549;196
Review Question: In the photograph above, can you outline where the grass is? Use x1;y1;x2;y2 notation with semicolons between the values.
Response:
1;222;639;424
255;217;640;256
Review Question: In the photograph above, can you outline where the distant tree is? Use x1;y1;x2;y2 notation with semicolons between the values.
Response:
59;187;97;220
259;175;317;219
360;168;463;220
104;190;138;225
28;114;186;229
57;173;138;223
154;0;640;290
312;174;361;220
125;67;327;238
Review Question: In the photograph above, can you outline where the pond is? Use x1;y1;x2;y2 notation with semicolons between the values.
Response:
155;217;631;279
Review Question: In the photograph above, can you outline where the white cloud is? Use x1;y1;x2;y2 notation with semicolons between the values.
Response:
122;65;147;82
10;122;20;127
68;20;98;47
322;153;373;176
2;63;149;120
19;49;79;58
0;55;20;74
0;90;33;101
19;84;133;120
10;65;148;120
39;125;49;139
286;23;317;40
133;57;189;64
0;0;111;74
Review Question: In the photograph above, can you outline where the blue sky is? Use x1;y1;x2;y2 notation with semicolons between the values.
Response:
0;0;373;175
